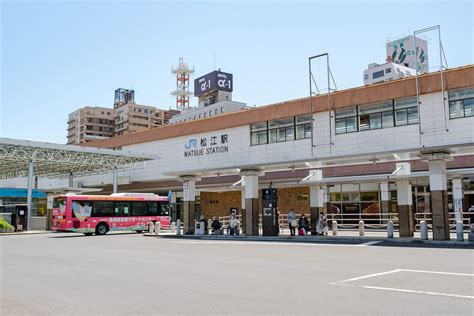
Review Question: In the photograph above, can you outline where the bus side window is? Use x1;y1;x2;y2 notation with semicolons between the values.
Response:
147;202;158;216
93;201;114;217
114;202;131;216
132;202;146;216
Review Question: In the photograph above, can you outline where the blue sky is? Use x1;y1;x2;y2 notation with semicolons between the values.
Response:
1;0;472;144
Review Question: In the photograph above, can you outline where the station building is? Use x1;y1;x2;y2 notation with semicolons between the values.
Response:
2;65;473;240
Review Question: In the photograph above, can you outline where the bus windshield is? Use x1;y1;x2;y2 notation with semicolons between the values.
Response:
53;197;66;213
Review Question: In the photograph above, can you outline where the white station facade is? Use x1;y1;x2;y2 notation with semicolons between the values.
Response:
1;65;473;240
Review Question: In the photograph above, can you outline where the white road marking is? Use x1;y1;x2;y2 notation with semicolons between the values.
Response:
362;285;474;300
168;240;353;247
334;269;402;284
355;241;382;247
399;269;474;277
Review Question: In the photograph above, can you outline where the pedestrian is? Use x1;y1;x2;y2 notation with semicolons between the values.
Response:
211;217;222;235
229;213;238;236
288;209;297;236
298;213;310;235
199;215;208;235
316;212;329;236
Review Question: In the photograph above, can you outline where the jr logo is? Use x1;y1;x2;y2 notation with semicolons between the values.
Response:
184;139;197;149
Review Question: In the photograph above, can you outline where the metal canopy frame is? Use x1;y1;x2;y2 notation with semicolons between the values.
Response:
0;138;155;231
0;138;154;179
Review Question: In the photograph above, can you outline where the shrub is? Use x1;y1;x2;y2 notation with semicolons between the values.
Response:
0;217;14;231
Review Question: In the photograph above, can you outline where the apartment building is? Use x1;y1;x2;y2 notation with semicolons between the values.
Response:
67;89;178;144
66;106;114;144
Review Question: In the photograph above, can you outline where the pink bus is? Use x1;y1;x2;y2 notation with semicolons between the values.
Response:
52;193;170;236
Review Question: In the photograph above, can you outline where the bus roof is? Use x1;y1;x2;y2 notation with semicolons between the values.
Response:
55;194;168;201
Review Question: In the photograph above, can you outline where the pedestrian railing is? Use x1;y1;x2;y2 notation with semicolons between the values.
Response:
414;211;473;232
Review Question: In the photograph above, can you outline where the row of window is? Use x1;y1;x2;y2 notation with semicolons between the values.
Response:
251;115;312;146
72;200;170;217
335;97;419;134
177;107;225;124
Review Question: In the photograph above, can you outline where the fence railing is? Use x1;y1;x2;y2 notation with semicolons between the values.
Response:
414;211;473;231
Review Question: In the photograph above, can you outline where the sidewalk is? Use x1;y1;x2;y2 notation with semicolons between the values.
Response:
145;230;473;247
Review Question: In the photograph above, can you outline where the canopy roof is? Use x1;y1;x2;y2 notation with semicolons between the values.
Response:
0;138;155;179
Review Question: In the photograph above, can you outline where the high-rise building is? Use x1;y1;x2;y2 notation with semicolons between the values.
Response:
66;89;178;144
67;106;115;144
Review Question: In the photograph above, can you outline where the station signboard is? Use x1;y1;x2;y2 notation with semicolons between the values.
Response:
194;70;233;97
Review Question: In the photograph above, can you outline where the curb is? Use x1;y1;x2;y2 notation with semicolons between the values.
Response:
144;233;474;247
0;230;52;237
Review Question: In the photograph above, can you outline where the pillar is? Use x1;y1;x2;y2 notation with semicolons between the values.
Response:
308;170;323;234
26;161;34;231
452;178;463;223
241;170;259;236
310;185;324;234
46;193;55;230
112;167;118;193
380;182;390;222
69;172;74;188
428;158;450;240
181;176;196;235
240;176;246;234
396;163;413;237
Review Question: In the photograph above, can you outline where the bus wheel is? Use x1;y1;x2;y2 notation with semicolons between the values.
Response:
84;233;93;236
95;223;109;235
136;230;143;233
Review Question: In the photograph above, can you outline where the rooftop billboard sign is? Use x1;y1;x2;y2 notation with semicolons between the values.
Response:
194;70;233;97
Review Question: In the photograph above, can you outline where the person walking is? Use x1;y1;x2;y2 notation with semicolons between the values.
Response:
288;209;297;236
316;212;329;236
298;213;310;235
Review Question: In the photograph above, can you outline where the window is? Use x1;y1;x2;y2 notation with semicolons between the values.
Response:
269;117;294;143
131;202;147;216
295;115;312;139
92;201;114;217
449;87;474;119
158;202;170;216
335;108;358;134
147;202;158;216
364;74;369;81
358;101;393;131
251;122;268;145
114;202;131;216
385;68;391;74
372;70;384;79
395;97;418;125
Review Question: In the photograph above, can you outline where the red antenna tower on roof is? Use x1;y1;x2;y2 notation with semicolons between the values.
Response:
171;58;194;111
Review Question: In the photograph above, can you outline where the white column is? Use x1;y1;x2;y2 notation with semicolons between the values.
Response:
380;182;389;202
112;167;118;193
452;178;463;223
396;163;413;237
241;170;259;236
182;176;196;234
310;185;324;208
428;160;447;191
241;176;246;210
26;161;34;231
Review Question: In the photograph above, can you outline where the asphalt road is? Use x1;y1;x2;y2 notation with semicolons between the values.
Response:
1;233;473;315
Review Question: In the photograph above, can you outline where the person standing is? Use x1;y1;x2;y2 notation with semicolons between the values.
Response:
316;212;329;236
288;209;297;236
229;213;238;236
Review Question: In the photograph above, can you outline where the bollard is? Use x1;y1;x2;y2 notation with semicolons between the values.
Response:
359;220;365;237
199;222;205;235
154;221;161;235
171;222;176;234
176;219;182;236
148;222;155;234
387;220;394;238
420;221;428;240
456;221;464;241
332;220;338;236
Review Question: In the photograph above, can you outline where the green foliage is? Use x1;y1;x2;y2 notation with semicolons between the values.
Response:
0;217;14;231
